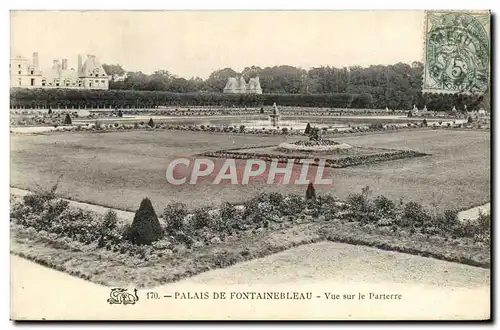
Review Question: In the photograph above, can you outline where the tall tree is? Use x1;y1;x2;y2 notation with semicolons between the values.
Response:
102;64;126;81
205;68;239;92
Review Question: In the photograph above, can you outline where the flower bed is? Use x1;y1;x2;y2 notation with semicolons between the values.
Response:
199;147;429;168
293;139;340;146
278;140;352;153
10;186;490;287
14;118;489;138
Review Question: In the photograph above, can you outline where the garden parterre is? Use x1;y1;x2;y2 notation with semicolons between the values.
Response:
10;183;490;287
10;129;490;212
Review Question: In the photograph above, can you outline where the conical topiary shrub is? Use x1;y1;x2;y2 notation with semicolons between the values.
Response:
64;114;72;125
127;198;163;245
118;110;123;117
304;123;312;135
309;127;320;141
306;182;316;200
148;118;155;128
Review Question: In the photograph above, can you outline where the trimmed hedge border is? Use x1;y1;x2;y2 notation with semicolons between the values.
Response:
10;88;363;108
10;215;489;289
198;148;430;168
320;224;489;268
10;119;489;138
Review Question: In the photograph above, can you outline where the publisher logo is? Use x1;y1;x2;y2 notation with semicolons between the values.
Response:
165;157;332;185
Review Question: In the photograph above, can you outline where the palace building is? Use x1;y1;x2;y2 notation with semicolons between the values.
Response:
223;76;262;94
10;52;110;90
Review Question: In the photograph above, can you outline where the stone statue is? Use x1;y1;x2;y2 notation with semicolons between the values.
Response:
269;102;280;127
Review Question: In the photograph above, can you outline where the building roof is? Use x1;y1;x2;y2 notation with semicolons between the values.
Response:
10;48;27;61
81;55;108;77
248;77;262;91
224;77;238;91
42;67;79;82
238;76;247;91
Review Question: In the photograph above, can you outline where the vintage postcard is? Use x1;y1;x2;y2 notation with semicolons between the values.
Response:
9;10;491;321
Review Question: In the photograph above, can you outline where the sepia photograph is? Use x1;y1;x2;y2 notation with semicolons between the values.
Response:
8;8;491;321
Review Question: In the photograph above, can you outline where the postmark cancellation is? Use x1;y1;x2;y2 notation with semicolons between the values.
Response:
422;10;490;95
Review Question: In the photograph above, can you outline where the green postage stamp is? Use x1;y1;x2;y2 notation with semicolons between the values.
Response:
423;10;490;94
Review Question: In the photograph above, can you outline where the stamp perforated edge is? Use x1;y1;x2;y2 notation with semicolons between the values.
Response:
421;10;491;95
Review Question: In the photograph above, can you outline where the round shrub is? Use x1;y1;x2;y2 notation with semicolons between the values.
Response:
400;201;431;228
191;206;212;230
212;202;236;234
163;202;188;233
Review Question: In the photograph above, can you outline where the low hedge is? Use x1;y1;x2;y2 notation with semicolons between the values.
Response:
10;88;363;108
198;148;429;168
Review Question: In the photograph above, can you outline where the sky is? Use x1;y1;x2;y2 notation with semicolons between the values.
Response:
10;10;425;79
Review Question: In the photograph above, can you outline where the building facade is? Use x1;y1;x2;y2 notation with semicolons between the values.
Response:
223;76;262;94
10;52;110;90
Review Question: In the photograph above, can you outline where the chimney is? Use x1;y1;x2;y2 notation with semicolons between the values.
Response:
53;59;60;69
32;52;39;70
77;54;83;75
62;58;68;70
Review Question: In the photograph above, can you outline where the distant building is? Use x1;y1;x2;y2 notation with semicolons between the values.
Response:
10;52;110;89
223;76;262;94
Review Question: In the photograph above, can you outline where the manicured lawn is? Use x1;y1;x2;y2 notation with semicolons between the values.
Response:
10;129;490;212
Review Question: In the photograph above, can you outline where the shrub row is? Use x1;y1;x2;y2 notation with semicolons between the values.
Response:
344;186;490;245
199;149;428;168
10;88;369;109
12;183;490;255
11;194;122;246
11;107;469;119
25;117;488;135
10;189;317;257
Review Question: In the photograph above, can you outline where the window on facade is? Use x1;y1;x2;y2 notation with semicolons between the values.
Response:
56;83;60;87
18;64;21;68
95;80;99;83
101;80;105;83
30;71;34;75
42;80;46;86
31;78;35;86
89;83;92;87
18;71;21;75
18;78;21;86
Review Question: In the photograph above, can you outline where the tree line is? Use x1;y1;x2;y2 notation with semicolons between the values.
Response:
102;62;488;111
9;62;489;111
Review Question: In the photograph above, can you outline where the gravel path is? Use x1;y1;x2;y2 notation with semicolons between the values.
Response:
10;126;74;133
458;203;490;222
11;241;490;320
167;241;490;287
